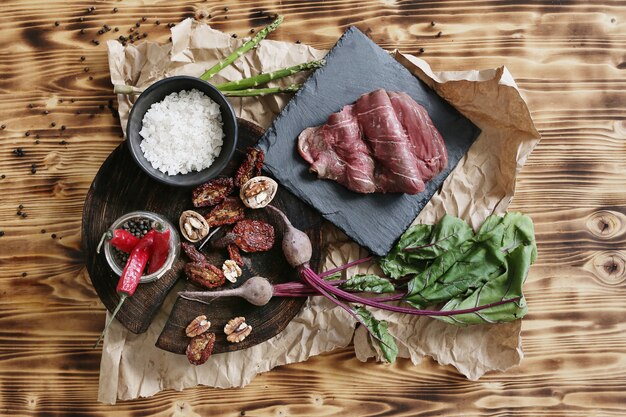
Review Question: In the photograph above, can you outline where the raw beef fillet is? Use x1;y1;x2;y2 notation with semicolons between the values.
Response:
297;89;448;194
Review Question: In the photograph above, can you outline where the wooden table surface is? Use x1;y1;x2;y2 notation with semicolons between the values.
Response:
1;1;624;415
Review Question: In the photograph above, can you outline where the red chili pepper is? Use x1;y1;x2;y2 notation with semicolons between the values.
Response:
96;229;140;254
147;228;170;274
117;234;154;296
94;233;155;348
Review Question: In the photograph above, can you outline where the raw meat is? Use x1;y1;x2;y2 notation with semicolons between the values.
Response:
298;89;448;194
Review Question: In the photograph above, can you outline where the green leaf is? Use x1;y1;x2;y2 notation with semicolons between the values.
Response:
404;215;474;259
379;224;432;279
435;243;534;325
406;241;505;308
340;274;395;293
324;271;342;281
355;307;398;363
404;212;537;312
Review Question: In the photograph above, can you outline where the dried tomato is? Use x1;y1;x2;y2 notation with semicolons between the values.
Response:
227;243;244;267
234;147;264;187
205;197;245;227
186;332;216;365
185;262;226;289
181;242;208;264
192;177;234;208
233;219;275;252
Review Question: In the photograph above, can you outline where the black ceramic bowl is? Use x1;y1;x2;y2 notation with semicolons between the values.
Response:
126;76;238;187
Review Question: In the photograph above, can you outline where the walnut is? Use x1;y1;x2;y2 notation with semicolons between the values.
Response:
179;210;210;242
239;176;278;209
185;315;211;338
224;316;252;343
222;259;242;283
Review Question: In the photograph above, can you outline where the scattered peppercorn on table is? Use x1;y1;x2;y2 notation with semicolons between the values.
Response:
0;1;624;415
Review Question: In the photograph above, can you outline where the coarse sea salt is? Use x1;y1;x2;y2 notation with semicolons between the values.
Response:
139;89;224;175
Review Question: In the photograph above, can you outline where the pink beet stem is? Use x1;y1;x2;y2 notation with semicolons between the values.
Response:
318;256;374;278
301;266;520;317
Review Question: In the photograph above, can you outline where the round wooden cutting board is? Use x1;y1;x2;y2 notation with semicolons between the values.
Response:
82;119;323;354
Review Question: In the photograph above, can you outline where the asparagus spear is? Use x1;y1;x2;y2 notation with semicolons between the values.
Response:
222;84;301;97
215;60;325;91
199;15;284;81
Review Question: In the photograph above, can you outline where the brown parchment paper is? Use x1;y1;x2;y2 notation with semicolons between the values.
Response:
99;19;540;404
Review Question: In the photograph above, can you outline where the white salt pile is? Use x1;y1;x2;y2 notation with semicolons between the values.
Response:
139;89;224;175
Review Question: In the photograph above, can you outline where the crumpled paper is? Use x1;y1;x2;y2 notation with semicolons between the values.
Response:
99;19;540;404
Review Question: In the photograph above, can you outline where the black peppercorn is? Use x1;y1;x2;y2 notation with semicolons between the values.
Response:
43;110;49;114
28;103;33;108
143;33;148;38
0;231;4;237
92;40;100;45
88;76;93;80
54;21;60;26
84;67;89;72
51;233;57;239
80;56;85;61
60;140;67;145
22;272;27;277
21;213;27;218
0;174;5;179
98;29;103;35
60;125;66;130
420;47;425;53
142;16;147;21
51;122;56;127
113;7;118;12
296;40;301;44
114;27;119;32
35;140;40;144
135;22;140;27
18;204;24;209
431;21;436;26
232;33;237;38
130;27;135;32
35;134;40;139
1;125;5;129
16;211;22;216
41;229;46;233
224;6;229;11
121;41;126;46
25;131;30;136
31;167;36;174
76;110;81;114
155;20;160;25
436;31;442;37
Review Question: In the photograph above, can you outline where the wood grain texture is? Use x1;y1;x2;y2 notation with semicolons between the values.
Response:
0;0;624;416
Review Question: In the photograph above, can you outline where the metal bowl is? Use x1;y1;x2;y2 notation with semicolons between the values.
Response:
126;76;238;187
103;211;180;284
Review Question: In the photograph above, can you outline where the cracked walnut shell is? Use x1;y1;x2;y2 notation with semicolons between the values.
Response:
239;176;278;209
224;316;252;343
179;210;210;242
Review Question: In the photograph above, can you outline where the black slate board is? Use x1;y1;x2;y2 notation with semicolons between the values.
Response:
257;27;481;256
